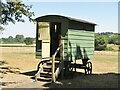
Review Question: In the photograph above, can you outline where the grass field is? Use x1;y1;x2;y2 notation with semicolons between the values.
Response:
107;44;119;51
1;47;38;71
0;44;35;47
0;47;119;88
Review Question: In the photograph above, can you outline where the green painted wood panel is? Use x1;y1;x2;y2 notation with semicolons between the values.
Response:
68;29;94;37
61;36;69;61
36;44;42;59
67;43;94;48
67;47;94;52
68;40;94;44
65;29;94;61
36;51;42;59
68;35;94;41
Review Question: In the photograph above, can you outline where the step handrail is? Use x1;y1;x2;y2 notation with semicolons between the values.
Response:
52;43;63;82
53;44;62;57
35;57;52;81
35;43;64;82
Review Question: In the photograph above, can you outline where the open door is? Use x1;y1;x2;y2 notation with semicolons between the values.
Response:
38;22;50;58
50;22;61;57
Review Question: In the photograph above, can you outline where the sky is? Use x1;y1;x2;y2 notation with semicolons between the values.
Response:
1;0;119;38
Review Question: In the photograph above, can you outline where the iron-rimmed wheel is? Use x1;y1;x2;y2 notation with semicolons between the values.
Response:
85;61;92;75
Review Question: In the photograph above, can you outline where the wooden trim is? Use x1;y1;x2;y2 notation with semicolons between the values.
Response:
38;26;50;28
52;55;55;82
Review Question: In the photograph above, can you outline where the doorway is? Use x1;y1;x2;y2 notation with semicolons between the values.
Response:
50;22;61;57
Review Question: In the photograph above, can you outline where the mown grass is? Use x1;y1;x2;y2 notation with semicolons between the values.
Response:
1;47;119;88
92;51;118;73
0;60;8;65
0;44;35;47
107;44;119;51
1;46;118;73
1;47;39;71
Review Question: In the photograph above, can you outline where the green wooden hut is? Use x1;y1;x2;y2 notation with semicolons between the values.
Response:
35;15;96;82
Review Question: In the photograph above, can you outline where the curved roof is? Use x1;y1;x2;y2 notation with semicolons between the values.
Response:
35;15;97;25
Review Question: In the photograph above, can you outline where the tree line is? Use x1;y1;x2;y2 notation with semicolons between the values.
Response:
1;32;119;50
1;34;35;45
95;32;120;51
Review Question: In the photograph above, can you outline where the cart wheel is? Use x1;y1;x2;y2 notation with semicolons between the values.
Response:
85;62;92;75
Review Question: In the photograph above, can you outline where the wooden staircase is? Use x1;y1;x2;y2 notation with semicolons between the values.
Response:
35;43;64;82
36;59;61;81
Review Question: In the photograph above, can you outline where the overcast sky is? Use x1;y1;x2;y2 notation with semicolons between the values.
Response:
1;0;118;38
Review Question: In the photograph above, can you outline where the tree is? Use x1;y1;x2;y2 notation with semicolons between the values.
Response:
15;34;24;43
0;0;34;29
24;37;34;45
8;36;14;43
95;35;108;51
1;38;8;44
0;26;4;30
109;34;120;45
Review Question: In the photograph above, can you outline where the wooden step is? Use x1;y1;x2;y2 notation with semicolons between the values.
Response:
40;72;52;78
55;57;61;61
43;65;52;69
47;61;60;66
37;77;51;82
43;66;52;72
43;65;60;72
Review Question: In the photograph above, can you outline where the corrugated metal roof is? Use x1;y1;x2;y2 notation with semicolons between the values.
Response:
35;15;97;25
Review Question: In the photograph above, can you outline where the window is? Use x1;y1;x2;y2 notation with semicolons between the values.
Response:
38;22;50;40
55;25;57;32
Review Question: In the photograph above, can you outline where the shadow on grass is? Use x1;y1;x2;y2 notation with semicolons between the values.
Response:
20;70;120;88
20;70;37;76
0;61;8;65
43;72;120;88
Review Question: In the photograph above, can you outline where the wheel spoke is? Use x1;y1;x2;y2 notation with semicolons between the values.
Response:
85;61;92;75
